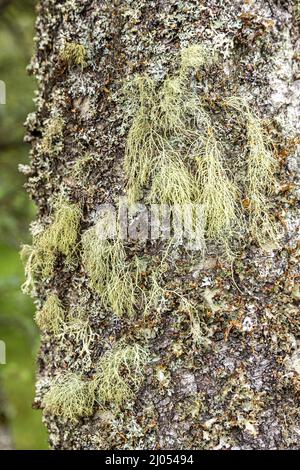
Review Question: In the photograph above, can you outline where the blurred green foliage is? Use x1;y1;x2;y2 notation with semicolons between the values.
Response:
0;0;48;449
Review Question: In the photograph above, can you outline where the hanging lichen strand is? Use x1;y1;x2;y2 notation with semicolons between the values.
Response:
124;45;279;251
42;342;149;422
81;228;137;317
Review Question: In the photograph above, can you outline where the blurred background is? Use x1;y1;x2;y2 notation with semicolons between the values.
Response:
0;0;48;449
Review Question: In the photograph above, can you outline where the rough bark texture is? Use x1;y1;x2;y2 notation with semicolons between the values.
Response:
0;385;13;450
23;0;299;449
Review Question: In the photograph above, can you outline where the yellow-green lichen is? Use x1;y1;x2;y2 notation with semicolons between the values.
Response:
224;96;279;249
60;42;87;69
195;128;240;245
40;116;65;155
43;342;149;421
96;342;149;408
124;45;279;253
124;45;240;251
43;372;96;423
62;306;99;366
38;198;81;258
21;199;81;295
82;226;136;317
294;1;300;20
20;244;44;295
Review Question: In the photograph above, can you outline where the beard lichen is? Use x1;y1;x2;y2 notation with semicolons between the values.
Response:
195;128;240;245
35;293;64;335
40;116;65;156
124;75;158;204
21;199;81;295
82;226;136;317
124;45;279;253
59;42;87;69
20;244;46;296
38;198;81;259
42;342;148;421
124;45;241;252
95;342;149;408
149;155;198;205
62;306;99;367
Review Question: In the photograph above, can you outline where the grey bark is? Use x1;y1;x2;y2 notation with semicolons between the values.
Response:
23;0;299;449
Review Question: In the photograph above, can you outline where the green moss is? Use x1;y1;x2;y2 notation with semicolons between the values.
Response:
35;293;64;334
60;42;87;69
21;199;81;295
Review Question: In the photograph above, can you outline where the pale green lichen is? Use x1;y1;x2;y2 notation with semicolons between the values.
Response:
149;156;198;205
38;198;81;258
62;306;99;366
125;45;279;253
294;1;300;20
124;75;158;204
35;293;64;334
143;272;166;316
195;128;240;245
82;226;136;316
224;96;279;249
96;342;149;408
20;244;44;295
21;199;81;295
124;45;240;251
43;372;96;423
43;342;149;421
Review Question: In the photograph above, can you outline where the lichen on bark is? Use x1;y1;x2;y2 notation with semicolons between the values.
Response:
22;0;300;450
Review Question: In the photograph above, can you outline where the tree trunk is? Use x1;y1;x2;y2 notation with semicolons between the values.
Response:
23;0;300;450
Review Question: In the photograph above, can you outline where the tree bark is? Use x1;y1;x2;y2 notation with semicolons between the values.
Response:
0;383;13;450
23;0;300;449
